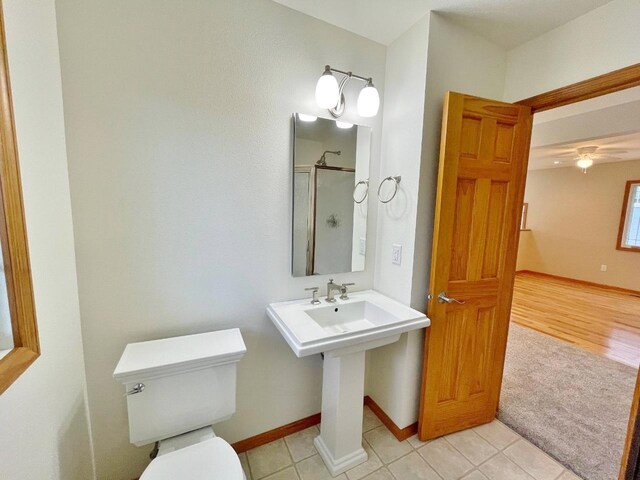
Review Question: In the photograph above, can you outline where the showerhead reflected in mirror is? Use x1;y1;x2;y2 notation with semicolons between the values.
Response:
292;114;371;277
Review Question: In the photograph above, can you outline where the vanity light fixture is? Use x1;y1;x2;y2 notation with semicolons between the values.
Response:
297;113;318;122
315;65;380;118
336;121;353;129
357;79;380;118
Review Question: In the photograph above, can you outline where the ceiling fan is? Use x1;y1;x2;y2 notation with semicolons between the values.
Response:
553;145;627;173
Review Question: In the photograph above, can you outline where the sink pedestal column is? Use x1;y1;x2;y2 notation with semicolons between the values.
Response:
314;349;368;476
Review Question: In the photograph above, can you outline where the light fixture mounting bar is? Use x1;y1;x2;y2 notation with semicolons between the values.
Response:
327;66;371;83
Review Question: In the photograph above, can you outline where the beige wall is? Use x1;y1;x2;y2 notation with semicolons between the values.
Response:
503;0;640;101
517;160;640;291
0;0;94;478
55;0;385;478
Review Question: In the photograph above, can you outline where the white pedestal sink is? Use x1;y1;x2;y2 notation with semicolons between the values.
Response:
267;290;429;476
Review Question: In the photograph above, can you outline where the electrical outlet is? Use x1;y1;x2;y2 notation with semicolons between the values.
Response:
359;237;366;256
600;264;608;272
392;244;402;265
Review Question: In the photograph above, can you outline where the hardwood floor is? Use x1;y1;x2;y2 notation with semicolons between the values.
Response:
510;271;640;368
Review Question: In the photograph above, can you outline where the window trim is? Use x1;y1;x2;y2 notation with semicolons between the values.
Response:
0;6;39;395
617;179;640;253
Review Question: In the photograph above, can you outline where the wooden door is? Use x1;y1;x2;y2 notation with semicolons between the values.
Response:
419;92;533;439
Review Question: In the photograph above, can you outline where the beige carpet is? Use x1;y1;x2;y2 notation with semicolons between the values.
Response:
498;323;636;480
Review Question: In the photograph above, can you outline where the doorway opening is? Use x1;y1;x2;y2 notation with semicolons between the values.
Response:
419;64;640;480
500;85;640;480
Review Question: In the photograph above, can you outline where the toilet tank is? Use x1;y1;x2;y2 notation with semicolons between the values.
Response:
114;328;246;446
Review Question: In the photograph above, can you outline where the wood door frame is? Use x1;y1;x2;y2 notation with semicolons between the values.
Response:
514;62;640;480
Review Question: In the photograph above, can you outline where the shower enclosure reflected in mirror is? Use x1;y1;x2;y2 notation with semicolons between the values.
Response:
292;114;371;277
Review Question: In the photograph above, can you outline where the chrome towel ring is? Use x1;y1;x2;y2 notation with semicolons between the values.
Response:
377;176;401;203
353;179;369;204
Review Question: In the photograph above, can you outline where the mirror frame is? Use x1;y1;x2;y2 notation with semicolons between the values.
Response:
0;6;39;395
291;114;370;277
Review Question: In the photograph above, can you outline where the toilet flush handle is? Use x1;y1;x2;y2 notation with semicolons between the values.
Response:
126;383;145;396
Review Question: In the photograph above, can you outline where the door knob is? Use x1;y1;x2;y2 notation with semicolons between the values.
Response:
437;292;465;305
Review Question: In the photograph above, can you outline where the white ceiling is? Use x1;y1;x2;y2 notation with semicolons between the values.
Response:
272;0;613;48
529;131;640;171
529;86;640;171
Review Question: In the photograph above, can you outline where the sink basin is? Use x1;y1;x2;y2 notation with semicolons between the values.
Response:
267;289;429;357
267;289;429;476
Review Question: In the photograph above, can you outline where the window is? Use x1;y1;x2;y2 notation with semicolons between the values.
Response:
520;203;529;231
0;10;39;394
617;180;640;252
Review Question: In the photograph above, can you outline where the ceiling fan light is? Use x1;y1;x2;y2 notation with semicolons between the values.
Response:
576;157;594;169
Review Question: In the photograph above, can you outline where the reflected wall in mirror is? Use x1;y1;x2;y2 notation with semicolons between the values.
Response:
0;249;11;353
292;114;371;277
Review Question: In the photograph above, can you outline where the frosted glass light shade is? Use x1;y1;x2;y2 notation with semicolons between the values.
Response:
315;73;340;109
357;84;380;117
298;113;317;122
336;121;353;129
576;158;593;169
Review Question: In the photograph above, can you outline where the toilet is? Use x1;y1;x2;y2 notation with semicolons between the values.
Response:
113;328;247;479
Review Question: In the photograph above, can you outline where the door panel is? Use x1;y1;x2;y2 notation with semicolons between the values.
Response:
419;92;532;440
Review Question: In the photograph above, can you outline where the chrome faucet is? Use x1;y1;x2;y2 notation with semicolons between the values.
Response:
339;283;355;300
326;279;342;303
304;287;321;305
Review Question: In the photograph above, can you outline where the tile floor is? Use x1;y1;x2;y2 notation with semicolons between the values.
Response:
239;406;583;480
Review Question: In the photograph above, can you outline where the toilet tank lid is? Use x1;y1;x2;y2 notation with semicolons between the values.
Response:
114;328;246;383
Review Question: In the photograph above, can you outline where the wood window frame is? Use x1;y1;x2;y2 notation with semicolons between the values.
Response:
517;62;640;480
616;179;640;253
0;5;39;395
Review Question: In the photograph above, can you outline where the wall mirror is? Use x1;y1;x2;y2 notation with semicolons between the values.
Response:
292;114;371;277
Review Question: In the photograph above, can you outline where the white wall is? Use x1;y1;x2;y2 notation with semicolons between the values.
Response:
55;0;385;478
503;0;640;101
369;12;508;429
367;15;429;429
0;1;94;479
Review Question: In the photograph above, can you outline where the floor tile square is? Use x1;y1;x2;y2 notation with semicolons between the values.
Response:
364;426;412;464
363;406;383;432
387;451;442;480
285;426;320;462
558;471;582;480
296;454;346;480
461;472;488;480
264;466;300;480
362;467;394;479
504;440;564;480
247;439;293;479
239;452;252;480
407;434;429;449
346;440;383;480
417;438;473;480
479;453;534;480
473;421;519;450
444;429;497;465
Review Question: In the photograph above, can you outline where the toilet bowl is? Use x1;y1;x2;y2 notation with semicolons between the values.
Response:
141;436;244;480
114;329;247;479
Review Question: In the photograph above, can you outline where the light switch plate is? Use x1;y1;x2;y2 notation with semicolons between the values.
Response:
359;237;366;256
392;244;402;265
